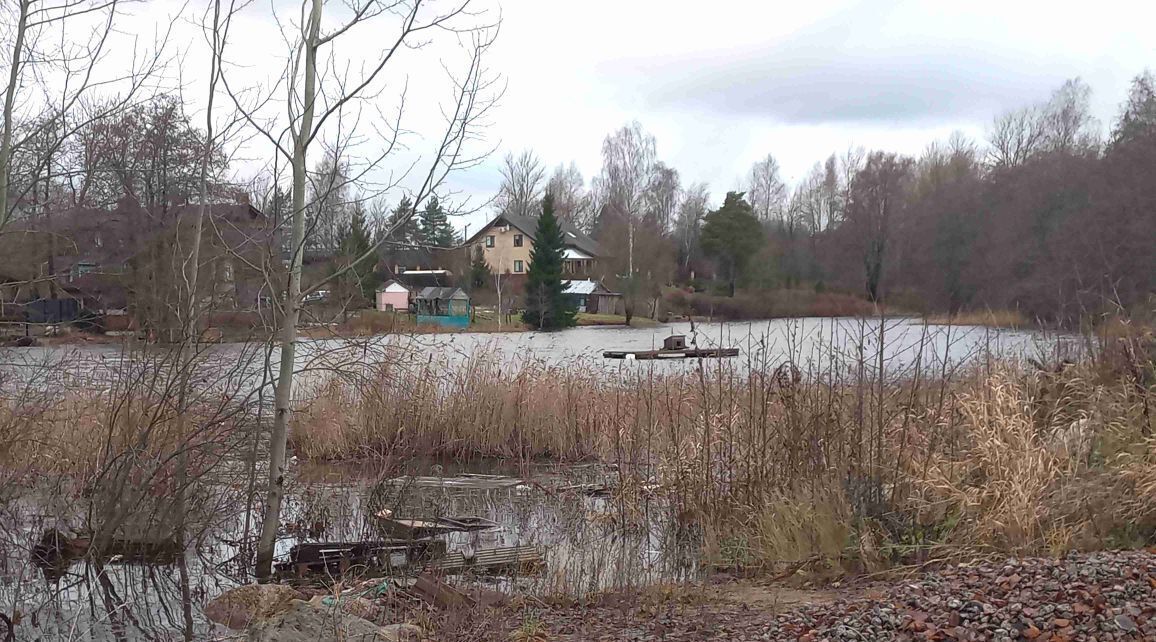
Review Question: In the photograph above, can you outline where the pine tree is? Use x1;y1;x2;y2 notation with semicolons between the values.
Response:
386;196;420;245
418;195;457;247
522;194;576;330
336;207;379;306
468;244;491;290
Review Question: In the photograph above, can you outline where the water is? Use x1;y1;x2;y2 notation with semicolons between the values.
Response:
0;460;686;641
0;318;1078;396
0;318;1078;640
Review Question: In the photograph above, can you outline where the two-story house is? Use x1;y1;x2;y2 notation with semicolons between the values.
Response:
464;211;602;278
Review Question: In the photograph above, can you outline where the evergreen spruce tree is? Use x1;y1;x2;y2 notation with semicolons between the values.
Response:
522;194;576;330
336;207;379;305
418;195;457;247
468;244;491;290
386;196;420;244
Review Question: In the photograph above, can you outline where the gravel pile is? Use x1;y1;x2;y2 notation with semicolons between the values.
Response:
772;550;1156;641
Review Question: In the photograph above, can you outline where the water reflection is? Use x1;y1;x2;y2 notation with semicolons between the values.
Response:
0;459;693;640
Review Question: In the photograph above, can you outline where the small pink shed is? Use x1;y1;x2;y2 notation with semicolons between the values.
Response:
376;280;411;311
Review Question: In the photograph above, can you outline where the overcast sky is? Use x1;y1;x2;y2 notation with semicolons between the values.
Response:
130;0;1155;235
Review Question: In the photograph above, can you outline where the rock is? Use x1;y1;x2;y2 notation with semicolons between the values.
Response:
308;594;378;621
1113;613;1137;632
247;600;417;641
381;623;425;641
204;584;303;630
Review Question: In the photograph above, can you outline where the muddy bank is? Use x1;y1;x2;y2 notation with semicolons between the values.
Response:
427;549;1156;641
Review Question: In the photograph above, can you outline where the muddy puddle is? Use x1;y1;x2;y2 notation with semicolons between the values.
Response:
0;458;696;640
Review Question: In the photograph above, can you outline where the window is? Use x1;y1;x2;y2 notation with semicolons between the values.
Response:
514;260;524;273
485;235;495;248
72;262;97;281
513;234;523;247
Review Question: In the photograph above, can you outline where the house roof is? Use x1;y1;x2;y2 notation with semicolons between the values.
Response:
562;279;617;296
376;280;410;293
563;248;594;260
415;286;469;301
395;271;453;290
464;212;603;257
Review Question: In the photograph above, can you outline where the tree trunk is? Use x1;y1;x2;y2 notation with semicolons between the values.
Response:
255;0;320;581
0;0;30;228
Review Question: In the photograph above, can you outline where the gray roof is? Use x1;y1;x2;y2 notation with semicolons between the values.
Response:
415;286;469;301
562;279;611;295
465;211;603;257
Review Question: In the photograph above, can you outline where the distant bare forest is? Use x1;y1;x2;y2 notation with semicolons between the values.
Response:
493;74;1156;325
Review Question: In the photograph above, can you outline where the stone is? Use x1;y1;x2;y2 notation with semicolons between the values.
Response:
247;600;419;641
382;623;425;641
204;584;303;630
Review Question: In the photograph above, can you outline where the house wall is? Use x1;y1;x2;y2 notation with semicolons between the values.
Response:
475;224;532;276
377;290;409;311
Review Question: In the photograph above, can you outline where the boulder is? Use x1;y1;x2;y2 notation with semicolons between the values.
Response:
247;600;422;642
204;584;303;630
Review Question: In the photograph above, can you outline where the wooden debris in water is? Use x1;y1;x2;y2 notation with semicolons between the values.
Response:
603;347;740;360
386;474;524;490
275;539;446;578
410;572;476;610
374;514;499;539
428;544;544;575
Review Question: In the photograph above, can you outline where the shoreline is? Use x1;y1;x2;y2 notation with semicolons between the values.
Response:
0;310;1056;349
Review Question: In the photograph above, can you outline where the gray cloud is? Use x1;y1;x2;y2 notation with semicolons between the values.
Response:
601;6;1080;125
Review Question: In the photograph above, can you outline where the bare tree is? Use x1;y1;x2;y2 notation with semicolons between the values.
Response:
0;0;166;229
674;182;708;273
987;105;1047;169
593;121;656;323
545;161;592;231
223;0;499;579
1041;78;1100;153
746;153;788;225
495;149;544;218
644;161;679;232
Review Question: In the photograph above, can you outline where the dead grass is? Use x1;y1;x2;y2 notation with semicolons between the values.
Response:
924;308;1031;329
289;326;1156;569
664;288;884;320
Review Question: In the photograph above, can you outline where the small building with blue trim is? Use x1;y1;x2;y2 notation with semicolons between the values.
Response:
414;287;471;328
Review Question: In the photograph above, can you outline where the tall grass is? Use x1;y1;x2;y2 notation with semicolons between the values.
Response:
288;320;1155;569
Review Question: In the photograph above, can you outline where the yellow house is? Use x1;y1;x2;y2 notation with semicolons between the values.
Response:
464;212;602;277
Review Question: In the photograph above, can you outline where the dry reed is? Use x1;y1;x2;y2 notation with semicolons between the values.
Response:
290;331;1156;569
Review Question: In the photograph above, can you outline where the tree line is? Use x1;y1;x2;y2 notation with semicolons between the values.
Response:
493;74;1156;325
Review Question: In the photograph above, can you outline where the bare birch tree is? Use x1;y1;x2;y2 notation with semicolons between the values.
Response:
746;153;787;225
545;161;592;231
495;149;544;218
594;121;656;323
223;0;499;579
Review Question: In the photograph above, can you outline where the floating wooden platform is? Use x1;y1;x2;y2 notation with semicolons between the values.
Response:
428;544;544;575
603;347;740;360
